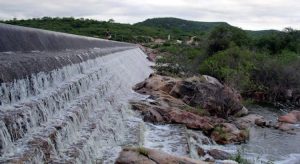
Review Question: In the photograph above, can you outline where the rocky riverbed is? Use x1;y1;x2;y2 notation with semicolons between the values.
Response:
116;73;300;164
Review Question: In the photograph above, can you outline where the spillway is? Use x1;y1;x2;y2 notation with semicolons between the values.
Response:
0;23;152;163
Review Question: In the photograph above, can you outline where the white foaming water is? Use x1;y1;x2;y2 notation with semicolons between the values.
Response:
0;48;152;163
143;123;190;157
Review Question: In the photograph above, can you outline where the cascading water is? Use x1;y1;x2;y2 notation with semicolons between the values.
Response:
0;48;153;163
0;23;153;163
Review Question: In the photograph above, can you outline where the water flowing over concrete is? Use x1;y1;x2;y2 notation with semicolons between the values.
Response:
0;24;152;163
0;23;135;83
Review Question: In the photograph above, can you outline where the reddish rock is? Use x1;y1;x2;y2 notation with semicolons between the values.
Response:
275;122;295;131
133;74;247;119
131;101;219;131
278;110;300;124
116;147;208;164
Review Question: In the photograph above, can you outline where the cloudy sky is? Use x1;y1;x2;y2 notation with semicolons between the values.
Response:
0;0;299;30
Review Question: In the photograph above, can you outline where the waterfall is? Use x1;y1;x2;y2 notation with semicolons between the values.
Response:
0;47;152;163
0;23;153;163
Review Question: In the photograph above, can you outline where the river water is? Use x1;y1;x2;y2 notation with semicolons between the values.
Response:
143;105;300;164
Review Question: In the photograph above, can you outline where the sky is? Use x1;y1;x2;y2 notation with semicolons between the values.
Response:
0;0;299;30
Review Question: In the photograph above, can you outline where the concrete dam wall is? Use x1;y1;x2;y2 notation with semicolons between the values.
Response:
0;23;152;163
0;23;136;83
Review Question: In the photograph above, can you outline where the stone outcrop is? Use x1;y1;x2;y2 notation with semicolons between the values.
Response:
131;101;224;131
131;74;251;144
115;147;208;164
134;74;247;119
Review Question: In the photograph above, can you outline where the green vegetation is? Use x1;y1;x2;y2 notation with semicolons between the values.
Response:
213;126;229;141
150;22;300;105
135;17;228;34
1;17;171;42
230;149;251;164
2;17;299;105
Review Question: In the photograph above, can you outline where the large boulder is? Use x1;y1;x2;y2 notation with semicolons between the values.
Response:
134;74;247;118
116;147;208;164
234;114;267;129
133;74;179;95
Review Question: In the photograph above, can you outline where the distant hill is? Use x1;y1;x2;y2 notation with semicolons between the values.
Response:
1;17;281;43
135;17;280;37
246;29;280;38
135;17;230;32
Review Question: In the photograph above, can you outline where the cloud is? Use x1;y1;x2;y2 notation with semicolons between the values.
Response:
0;0;299;30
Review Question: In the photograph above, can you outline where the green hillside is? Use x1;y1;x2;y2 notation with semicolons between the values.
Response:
0;17;171;43
135;17;229;32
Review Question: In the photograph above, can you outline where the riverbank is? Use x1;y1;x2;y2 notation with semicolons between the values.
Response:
115;72;300;163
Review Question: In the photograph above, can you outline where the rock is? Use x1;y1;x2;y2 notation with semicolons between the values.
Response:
202;75;223;87
278;110;300;124
210;123;249;144
197;147;206;157
132;74;250;145
207;149;230;160
134;74;246;119
131;101;165;123
234;114;266;129
115;147;208;164
275;122;295;131
170;79;244;118
255;118;267;127
234;107;248;117
131;101;220;131
133;74;178;95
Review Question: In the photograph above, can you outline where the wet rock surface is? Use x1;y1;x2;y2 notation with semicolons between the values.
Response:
132;74;251;145
278;110;300;124
207;149;231;160
115;147;208;164
131;101;222;131
233;114;267;129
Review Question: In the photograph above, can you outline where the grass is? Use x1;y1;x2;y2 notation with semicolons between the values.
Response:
213;126;229;141
230;149;251;164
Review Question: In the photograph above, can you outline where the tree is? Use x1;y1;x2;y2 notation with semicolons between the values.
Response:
207;25;249;55
108;18;115;23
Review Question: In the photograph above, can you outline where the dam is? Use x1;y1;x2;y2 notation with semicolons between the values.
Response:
0;23;152;163
1;23;300;164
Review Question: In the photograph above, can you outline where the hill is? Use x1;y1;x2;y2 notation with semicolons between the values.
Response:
1;17;281;43
0;17;171;43
135;17;229;33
